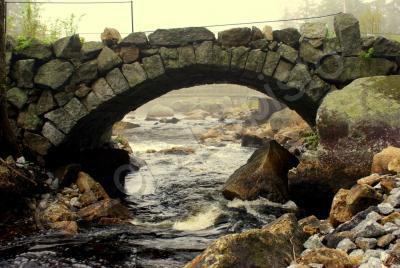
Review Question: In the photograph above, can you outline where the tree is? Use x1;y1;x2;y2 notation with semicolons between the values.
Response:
359;4;384;34
0;0;19;158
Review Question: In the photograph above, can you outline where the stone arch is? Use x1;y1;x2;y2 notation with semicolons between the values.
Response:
6;14;398;161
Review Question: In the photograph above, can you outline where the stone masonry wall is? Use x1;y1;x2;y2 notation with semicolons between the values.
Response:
4;13;400;162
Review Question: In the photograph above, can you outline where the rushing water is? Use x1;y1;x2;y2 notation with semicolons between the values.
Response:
0;115;297;268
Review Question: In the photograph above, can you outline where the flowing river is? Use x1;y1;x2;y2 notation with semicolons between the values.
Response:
0;114;297;268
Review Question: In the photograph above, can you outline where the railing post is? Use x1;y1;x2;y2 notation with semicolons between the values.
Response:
130;0;134;33
4;1;7;35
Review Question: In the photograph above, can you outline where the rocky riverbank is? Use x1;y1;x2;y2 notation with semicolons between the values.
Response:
184;146;400;268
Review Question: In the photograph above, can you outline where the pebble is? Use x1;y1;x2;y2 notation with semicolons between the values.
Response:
50;178;59;190
378;203;394;215
354;220;387;238
366;211;382;221
383;222;398;232
362;249;385;263
387;191;400;207
377;233;395;247
336;238;356;252
303;235;324;250
355;237;377;250
349;249;364;257
359;257;382;268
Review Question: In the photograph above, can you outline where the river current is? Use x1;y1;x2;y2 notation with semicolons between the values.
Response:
0;115;297;268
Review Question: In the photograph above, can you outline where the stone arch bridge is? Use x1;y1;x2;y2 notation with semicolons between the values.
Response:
5;13;399;162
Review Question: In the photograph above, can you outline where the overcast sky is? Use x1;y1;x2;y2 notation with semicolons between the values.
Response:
7;0;344;41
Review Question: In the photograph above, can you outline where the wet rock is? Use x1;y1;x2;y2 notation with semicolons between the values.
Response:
372;146;400;175
334;13;361;56
381;176;397;193
218;27;252;47
346;184;383;214
101;28;122;48
40;201;77;223
222;140;299;203
17;40;53;62
149;27;214;46
76;172;109;199
55;164;81;187
13;59;35;88
53;34;82;59
97;47;123;74
77;199;130;222
329;189;353;227
184;214;306;268
34;59;74;90
297;248;353;268
120;32;148;48
273;28;301;48
81;41;104;61
50;221;78;235
6;87;28;109
298;215;321;236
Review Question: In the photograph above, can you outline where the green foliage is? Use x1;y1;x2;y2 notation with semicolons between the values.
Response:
303;131;319;151
7;0;84;45
360;48;375;59
15;36;35;51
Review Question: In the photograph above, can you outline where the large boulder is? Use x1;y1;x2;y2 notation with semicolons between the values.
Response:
34;59;74;90
222;140;299;203
184;214;306;268
317;75;400;173
148;27;215;46
334;13;362;56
